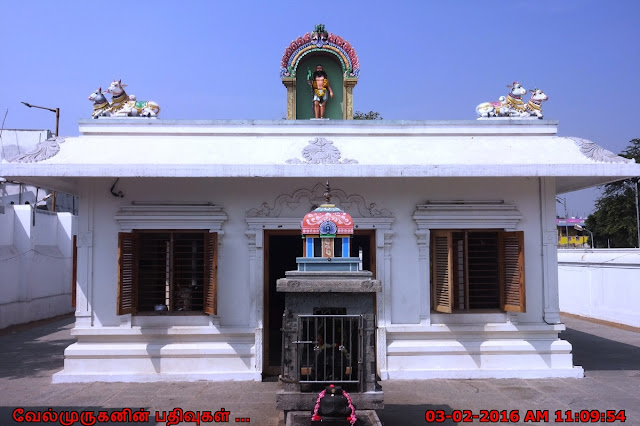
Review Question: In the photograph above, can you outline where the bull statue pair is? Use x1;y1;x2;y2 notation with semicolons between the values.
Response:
476;82;548;119
89;80;160;118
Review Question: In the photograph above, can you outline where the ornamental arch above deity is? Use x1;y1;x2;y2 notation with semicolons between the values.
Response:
281;24;359;120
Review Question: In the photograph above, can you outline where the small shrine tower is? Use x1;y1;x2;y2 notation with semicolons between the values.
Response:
298;183;360;271
276;182;383;425
280;24;360;120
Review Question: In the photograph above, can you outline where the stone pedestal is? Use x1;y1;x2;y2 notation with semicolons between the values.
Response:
276;270;383;422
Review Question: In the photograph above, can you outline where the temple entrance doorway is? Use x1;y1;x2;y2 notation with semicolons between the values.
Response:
262;229;376;378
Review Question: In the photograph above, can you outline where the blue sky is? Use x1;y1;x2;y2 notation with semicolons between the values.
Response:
1;1;639;216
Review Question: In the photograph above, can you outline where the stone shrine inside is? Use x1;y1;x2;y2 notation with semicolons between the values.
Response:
276;184;383;425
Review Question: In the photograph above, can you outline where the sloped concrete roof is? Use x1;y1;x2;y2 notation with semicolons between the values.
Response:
1;119;638;194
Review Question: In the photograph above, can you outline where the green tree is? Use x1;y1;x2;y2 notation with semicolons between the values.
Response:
353;110;382;120
585;139;640;248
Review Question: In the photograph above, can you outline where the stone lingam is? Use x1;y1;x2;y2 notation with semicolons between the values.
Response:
276;183;383;425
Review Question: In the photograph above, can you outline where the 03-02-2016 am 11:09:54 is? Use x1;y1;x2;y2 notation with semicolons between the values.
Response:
424;409;627;423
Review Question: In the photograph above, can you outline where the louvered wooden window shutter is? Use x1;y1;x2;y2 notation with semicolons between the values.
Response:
204;232;218;315
499;231;526;312
117;232;139;315
431;231;453;313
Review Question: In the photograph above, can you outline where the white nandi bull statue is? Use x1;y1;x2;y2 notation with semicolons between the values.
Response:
105;80;160;117
88;88;111;118
476;82;528;117
524;88;549;119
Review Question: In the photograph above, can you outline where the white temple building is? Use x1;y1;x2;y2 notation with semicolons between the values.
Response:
2;118;638;382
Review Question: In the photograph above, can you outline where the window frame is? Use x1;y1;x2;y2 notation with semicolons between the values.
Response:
117;230;218;316
430;229;525;313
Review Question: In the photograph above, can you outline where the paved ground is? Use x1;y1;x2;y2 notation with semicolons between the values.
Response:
0;314;638;425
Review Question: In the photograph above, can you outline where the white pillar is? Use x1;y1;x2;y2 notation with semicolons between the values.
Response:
540;177;561;324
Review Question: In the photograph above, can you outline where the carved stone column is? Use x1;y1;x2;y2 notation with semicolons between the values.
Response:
343;78;358;120
282;77;296;120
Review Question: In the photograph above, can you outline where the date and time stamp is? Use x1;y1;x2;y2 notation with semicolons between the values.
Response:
425;409;626;423
8;406;628;424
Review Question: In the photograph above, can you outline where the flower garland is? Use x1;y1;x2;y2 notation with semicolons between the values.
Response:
311;384;357;425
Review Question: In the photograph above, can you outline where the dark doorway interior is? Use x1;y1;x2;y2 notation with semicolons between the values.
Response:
263;229;376;378
265;232;301;376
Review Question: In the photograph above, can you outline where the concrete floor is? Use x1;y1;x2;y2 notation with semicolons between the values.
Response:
0;314;638;425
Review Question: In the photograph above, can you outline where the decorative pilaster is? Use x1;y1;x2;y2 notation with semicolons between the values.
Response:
415;229;431;324
540;177;561;324
74;181;95;328
245;229;262;330
379;230;394;324
344;79;358;120
282;78;296;120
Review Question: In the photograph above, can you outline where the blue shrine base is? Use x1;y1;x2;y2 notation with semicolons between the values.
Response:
296;257;361;272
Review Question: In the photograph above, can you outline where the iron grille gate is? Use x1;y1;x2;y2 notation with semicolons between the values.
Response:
293;315;364;389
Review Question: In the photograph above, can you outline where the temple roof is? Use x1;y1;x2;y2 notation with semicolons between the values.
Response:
1;119;638;195
302;204;354;235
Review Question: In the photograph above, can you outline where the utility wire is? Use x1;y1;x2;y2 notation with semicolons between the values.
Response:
0;248;70;261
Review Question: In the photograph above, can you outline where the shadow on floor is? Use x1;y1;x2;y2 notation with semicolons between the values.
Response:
0;316;75;380
560;327;640;371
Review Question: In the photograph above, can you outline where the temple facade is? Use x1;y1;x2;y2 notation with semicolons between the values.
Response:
2;118;638;382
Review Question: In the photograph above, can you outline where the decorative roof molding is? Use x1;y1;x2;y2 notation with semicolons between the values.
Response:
115;204;227;232
286;137;358;165
9;136;63;163
569;137;635;164
280;24;359;78
246;182;393;218
413;201;523;231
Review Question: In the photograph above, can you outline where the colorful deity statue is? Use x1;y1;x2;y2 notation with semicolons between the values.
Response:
524;88;549;119
104;80;161;118
310;23;329;47
476;82;549;119
308;64;334;119
88;88;111;118
476;82;529;118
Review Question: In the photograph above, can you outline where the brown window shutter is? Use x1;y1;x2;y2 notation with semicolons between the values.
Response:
499;231;526;312
71;235;77;308
431;231;453;313
117;232;138;315
204;232;218;315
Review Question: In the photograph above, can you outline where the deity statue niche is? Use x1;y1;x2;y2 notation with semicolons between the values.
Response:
281;24;359;120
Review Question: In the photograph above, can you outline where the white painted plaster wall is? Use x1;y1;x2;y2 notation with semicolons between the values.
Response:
0;129;51;161
0;205;76;329
58;175;581;381
83;176;548;327
558;249;640;328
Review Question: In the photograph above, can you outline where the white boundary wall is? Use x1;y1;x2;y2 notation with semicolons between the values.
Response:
558;249;640;328
0;205;76;329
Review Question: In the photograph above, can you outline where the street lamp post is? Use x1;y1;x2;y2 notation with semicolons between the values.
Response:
556;197;569;247
21;102;60;137
30;193;52;226
21;102;60;212
574;224;594;249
